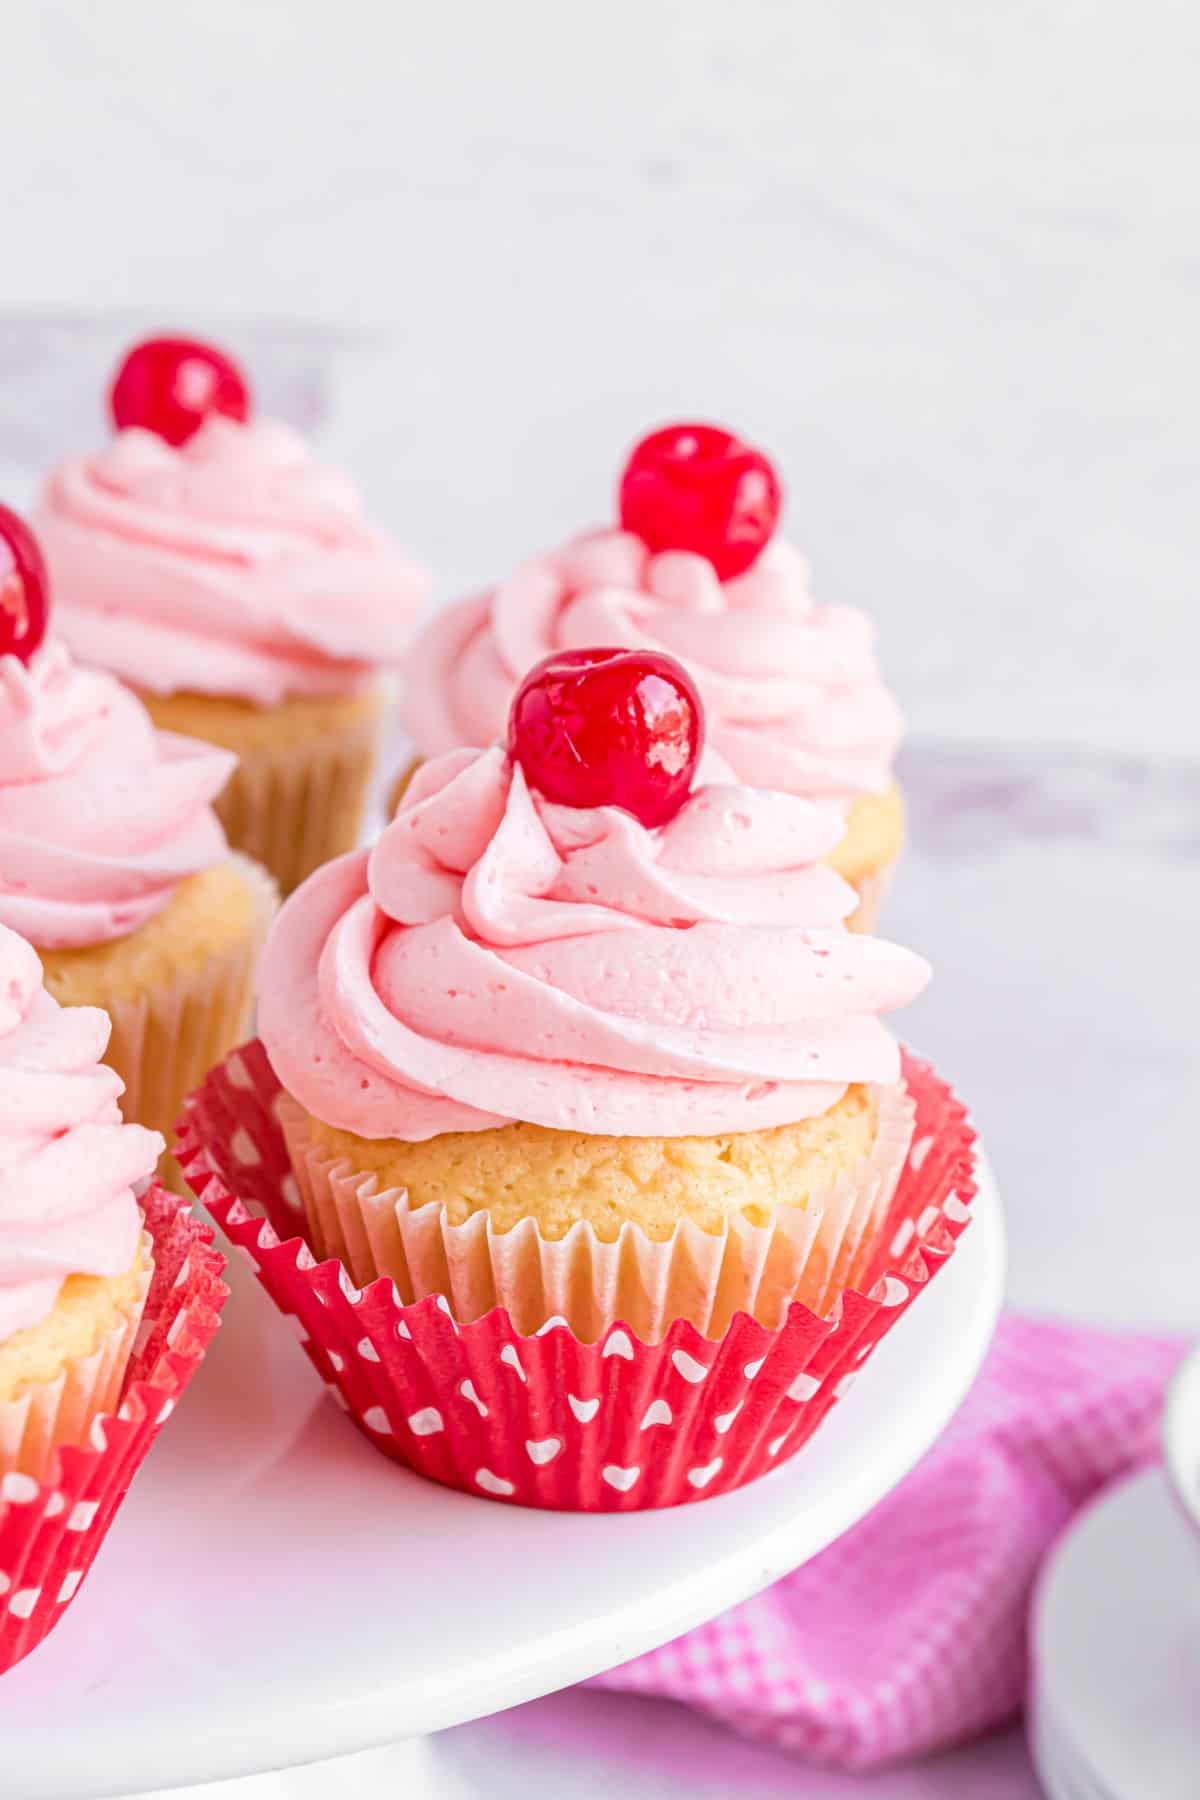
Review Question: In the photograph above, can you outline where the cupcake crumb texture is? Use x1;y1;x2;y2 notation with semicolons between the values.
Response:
304;1084;879;1242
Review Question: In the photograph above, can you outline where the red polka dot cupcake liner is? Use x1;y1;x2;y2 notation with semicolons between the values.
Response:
0;1187;227;1675
178;1043;975;1512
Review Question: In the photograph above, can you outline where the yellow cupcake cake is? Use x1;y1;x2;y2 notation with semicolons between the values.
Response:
140;686;386;894
298;1083;880;1242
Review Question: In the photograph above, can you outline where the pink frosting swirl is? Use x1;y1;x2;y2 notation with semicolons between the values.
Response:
258;746;929;1141
36;418;431;705
401;529;902;802
0;640;234;949
0;925;160;1343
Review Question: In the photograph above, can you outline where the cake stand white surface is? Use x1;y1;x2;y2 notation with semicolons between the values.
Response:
0;1164;1002;1800
1030;1345;1200;1800
1031;1466;1200;1800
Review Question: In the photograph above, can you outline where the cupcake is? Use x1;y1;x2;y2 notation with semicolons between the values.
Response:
397;423;904;929
258;646;929;1343
0;925;160;1481
36;334;431;895
0;505;276;1176
0;923;227;1670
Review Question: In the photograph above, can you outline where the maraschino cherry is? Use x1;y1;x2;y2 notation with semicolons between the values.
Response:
109;335;251;447
507;647;704;829
618;422;782;581
0;505;49;666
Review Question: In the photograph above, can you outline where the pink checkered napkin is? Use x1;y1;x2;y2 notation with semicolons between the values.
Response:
595;1314;1182;1769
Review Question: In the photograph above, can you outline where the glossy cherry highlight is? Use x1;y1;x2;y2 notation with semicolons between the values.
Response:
109;335;252;447
618;422;782;581
0;505;50;666
507;647;704;829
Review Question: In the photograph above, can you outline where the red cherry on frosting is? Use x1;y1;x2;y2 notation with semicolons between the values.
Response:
618;422;783;581
0;505;49;667
109;335;252;447
508;647;704;829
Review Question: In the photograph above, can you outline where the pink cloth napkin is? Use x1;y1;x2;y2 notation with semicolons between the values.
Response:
596;1314;1183;1770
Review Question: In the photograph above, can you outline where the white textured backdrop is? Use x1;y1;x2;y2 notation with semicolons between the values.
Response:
4;1;1198;757
4;14;1198;1795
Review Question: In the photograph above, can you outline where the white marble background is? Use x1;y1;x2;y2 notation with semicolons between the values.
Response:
4;0;1199;759
4;4;1199;1796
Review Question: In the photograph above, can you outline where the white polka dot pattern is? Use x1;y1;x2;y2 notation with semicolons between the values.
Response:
182;1039;979;1514
525;1437;562;1465
908;1134;934;1172
459;1380;488;1418
602;1466;641;1493
787;1372;821;1403
687;1459;722;1489
890;1219;916;1258
671;1350;709;1384
230;1126;261;1167
476;1469;516;1497
407;1408;444;1437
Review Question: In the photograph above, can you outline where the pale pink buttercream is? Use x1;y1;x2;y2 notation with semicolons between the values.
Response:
258;746;928;1141
0;926;160;1343
401;530;902;802
0;640;234;949
37;418;431;705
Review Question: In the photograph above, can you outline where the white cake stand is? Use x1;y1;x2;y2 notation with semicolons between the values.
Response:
1030;1345;1200;1800
0;1162;1003;1800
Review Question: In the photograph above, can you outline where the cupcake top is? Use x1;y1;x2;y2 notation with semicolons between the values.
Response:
0;637;235;949
0;925;161;1341
401;425;902;804
36;337;430;706
259;724;929;1143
